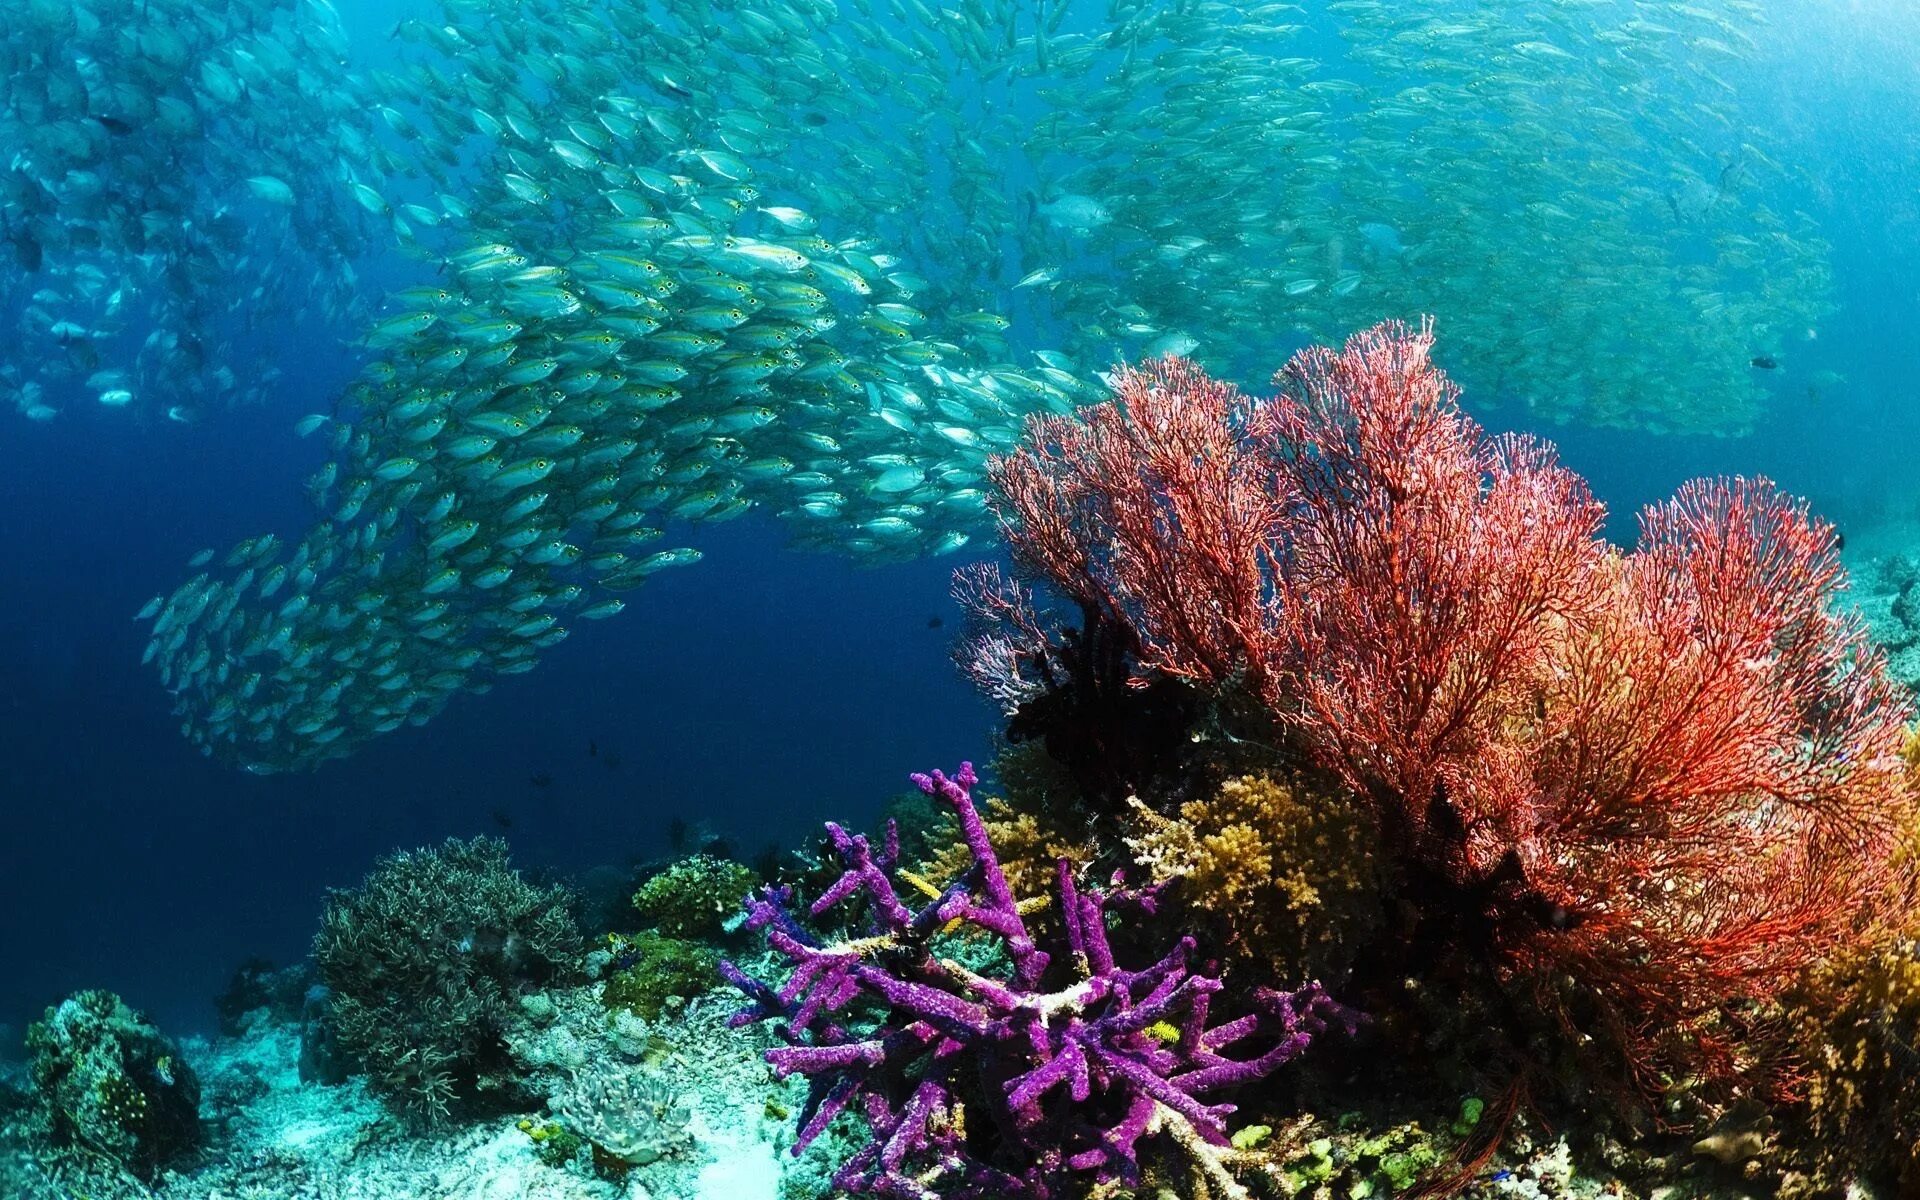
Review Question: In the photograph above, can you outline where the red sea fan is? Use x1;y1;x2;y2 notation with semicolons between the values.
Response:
1255;321;1609;821
980;319;1920;1100
1470;477;1916;1090
985;354;1283;694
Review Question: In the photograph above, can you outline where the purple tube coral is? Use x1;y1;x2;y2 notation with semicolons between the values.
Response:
722;763;1361;1200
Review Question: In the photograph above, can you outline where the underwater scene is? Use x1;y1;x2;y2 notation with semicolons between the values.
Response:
8;0;1920;1196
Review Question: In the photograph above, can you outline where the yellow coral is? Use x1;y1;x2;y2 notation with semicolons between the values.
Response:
1796;755;1920;1189
1798;931;1920;1186
1123;773;1380;979
919;796;1094;910
912;742;1095;911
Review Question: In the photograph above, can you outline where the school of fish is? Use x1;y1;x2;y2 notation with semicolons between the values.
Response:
109;0;1832;771
0;0;391;423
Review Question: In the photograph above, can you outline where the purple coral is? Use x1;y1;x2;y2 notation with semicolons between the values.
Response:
722;763;1360;1199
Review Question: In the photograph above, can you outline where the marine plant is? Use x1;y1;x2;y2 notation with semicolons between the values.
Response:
24;989;200;1181
312;835;581;1125
966;320;1920;1106
723;762;1359;1200
631;853;757;940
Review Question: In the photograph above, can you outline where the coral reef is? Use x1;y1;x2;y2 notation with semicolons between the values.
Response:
725;762;1359;1199
312;835;582;1125
1281;1117;1447;1197
22;989;200;1182
1852;551;1920;694
632;854;758;940
915;791;1096;916
518;1117;588;1169
1123;772;1383;983
600;931;724;1021
969;321;1920;1110
1793;928;1920;1190
911;742;1099;947
550;1061;693;1172
215;957;313;1036
0;967;814;1200
505;980;803;1198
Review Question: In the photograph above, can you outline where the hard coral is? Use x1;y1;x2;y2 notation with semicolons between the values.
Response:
550;1062;693;1171
913;742;1093;912
974;319;1920;1106
214;957;310;1036
917;792;1095;919
24;989;199;1181
313;835;581;1125
724;763;1358;1200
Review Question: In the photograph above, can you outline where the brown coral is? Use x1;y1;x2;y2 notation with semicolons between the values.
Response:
1795;933;1920;1189
1123;773;1381;981
1787;736;1920;1191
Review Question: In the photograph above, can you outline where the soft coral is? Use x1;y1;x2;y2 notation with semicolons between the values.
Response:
974;318;1920;1103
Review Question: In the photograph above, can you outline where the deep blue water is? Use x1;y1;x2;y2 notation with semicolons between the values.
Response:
0;388;995;1036
3;0;1919;1045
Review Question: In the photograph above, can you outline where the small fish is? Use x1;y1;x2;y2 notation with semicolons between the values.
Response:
246;176;296;206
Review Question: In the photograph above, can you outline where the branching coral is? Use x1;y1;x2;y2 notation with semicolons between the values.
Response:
313;836;581;1125
1124;773;1381;981
916;793;1095;918
1794;810;1920;1193
723;763;1359;1199
973;319;1920;1105
1800;941;1920;1170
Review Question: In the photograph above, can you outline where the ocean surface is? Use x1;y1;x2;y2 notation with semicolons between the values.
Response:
0;0;1917;1106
